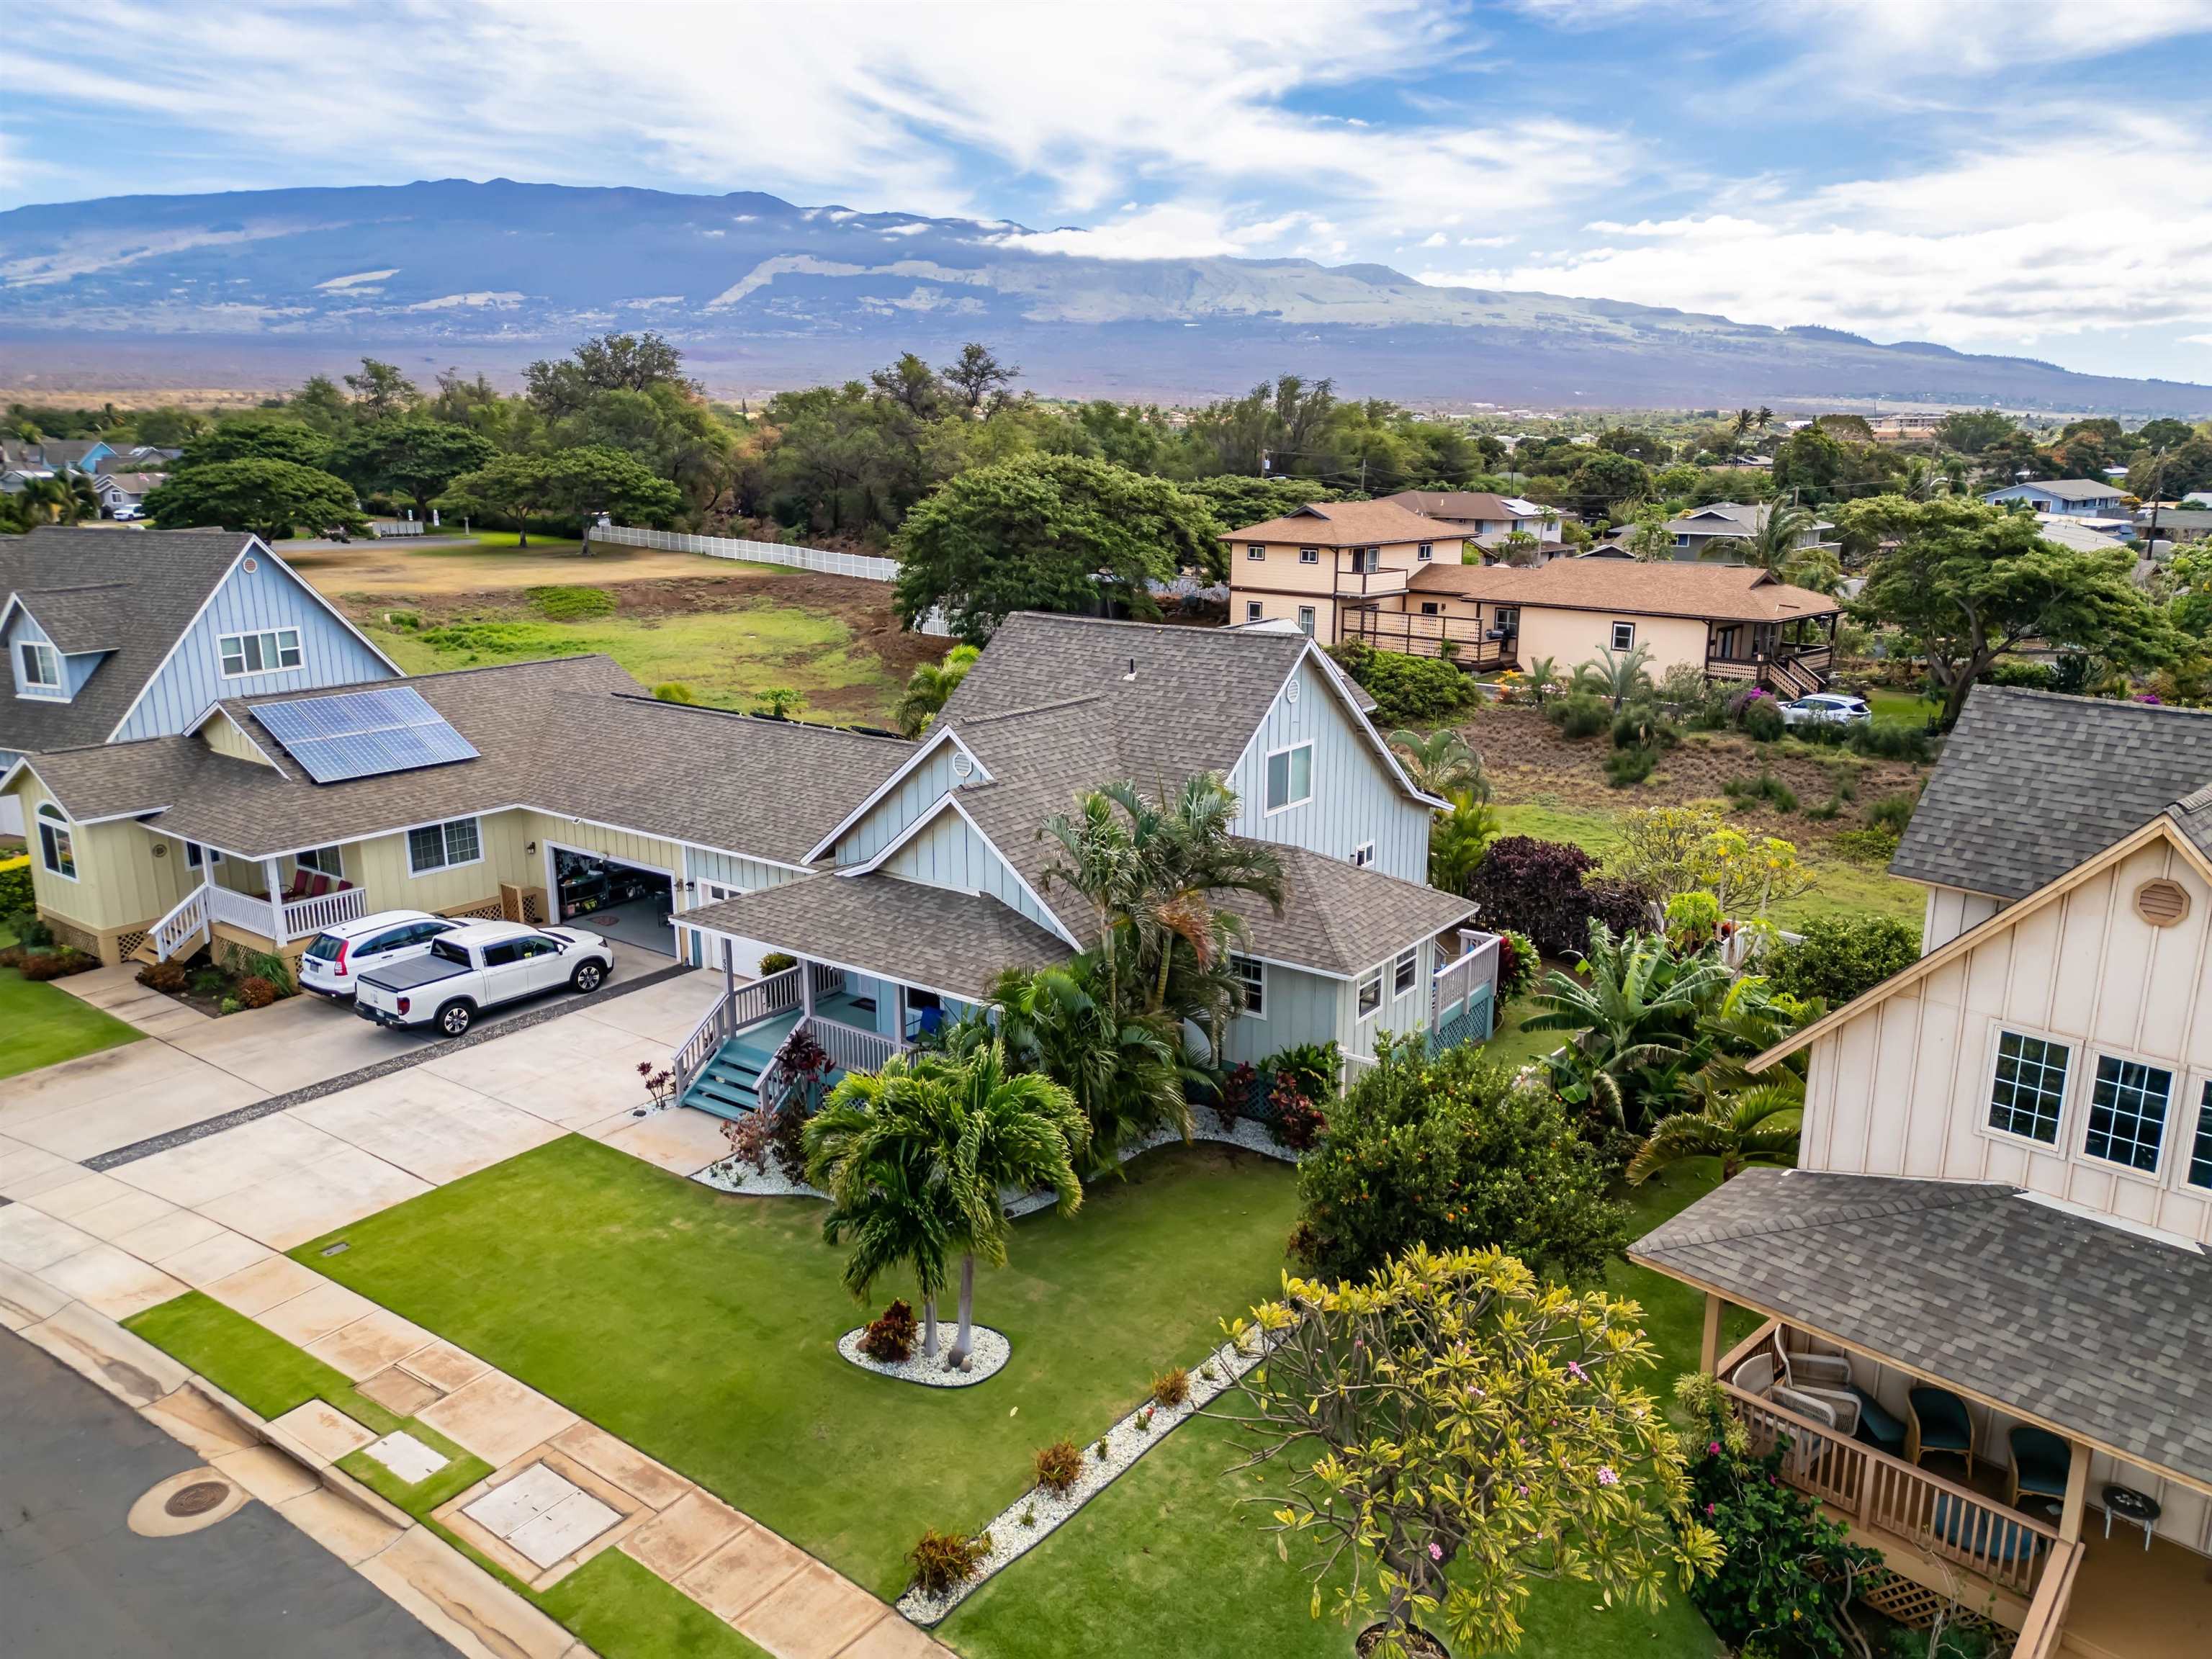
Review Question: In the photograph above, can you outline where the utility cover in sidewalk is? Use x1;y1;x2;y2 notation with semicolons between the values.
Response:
364;1429;450;1485
462;1461;621;1569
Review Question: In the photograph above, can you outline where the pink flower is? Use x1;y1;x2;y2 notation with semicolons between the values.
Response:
1706;1502;1716;1516
1597;1467;1619;1487
1428;1542;1444;1562
1568;1361;1586;1382
1707;1441;1722;1455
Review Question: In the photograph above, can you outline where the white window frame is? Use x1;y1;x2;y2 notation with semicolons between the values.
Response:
1979;1025;2074;1153
1296;605;1316;638
2179;1071;2212;1195
17;639;63;696
1298;547;1320;565
1229;953;1265;1020
217;626;304;679
2075;1049;2177;1182
1393;947;1419;997
1356;968;1383;1019
1246;544;1266;562
1610;621;1637;651
406;815;483;876
1264;741;1314;815
36;804;77;881
1417;542;1433;562
1351;842;1375;868
1244;601;1264;623
184;840;224;869
295;845;345;878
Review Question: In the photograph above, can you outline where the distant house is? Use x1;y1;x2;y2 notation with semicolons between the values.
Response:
93;471;165;517
1647;501;1837;562
30;437;120;475
1377;490;1565;554
1982;477;2127;518
2136;507;2212;546
2031;514;2130;553
1223;500;1467;642
1341;557;1843;696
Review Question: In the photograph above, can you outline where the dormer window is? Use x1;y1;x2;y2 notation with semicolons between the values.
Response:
218;627;303;678
17;639;63;696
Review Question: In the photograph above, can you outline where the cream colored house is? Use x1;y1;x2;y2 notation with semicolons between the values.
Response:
1635;688;2212;1659
1344;557;1842;695
1224;500;1465;644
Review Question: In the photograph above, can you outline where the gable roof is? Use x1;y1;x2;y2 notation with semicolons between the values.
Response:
1409;556;1840;622
1663;501;1834;535
93;472;166;495
0;528;282;752
1380;490;1541;524
1989;477;2121;501
1632;1169;2212;1495
1892;686;2212;902
5;583;127;654
7;655;915;865
1218;844;1478;977
1223;499;1459;547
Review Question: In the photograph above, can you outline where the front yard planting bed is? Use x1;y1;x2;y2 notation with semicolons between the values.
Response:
290;1133;1300;1599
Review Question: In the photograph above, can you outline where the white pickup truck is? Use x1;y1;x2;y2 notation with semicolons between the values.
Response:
354;920;613;1037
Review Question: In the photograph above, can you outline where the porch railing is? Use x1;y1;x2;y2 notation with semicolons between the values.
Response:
207;883;279;938
2010;1537;2082;1659
1341;608;1515;669
1718;1375;2061;1599
283;886;367;940
808;1014;900;1078
670;965;803;1098
1431;932;1502;1053
149;885;211;961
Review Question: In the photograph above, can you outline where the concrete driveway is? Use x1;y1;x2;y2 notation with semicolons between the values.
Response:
6;941;680;1164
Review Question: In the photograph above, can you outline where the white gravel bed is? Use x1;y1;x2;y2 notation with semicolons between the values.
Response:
837;1325;1010;1388
693;1154;826;1197
896;1331;1268;1625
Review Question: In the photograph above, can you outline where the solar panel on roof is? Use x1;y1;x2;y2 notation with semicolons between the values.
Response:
253;685;480;783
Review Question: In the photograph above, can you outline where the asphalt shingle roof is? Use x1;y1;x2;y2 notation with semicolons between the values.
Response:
1223;499;1460;547
1890;687;2212;901
1410;557;1840;622
1220;844;1478;977
1632;1169;2212;1489
0;527;269;752
678;873;1071;1002
1992;478;2122;502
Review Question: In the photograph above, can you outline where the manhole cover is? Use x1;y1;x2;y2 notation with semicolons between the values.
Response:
164;1480;232;1518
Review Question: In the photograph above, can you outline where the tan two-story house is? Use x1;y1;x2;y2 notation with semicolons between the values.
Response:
1223;500;1466;645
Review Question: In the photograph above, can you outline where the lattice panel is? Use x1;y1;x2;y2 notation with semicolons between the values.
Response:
1854;1573;2011;1649
114;930;148;960
443;900;506;922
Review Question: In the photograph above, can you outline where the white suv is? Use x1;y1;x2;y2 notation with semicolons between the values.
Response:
300;910;459;999
1779;693;1872;728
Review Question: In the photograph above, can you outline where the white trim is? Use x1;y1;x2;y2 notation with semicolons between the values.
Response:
1354;966;1383;1018
543;836;681;945
685;925;978;1011
1392;945;1419;997
1976;1022;2076;1157
15;638;65;698
1282;642;1450;812
2177;1071;2212;1197
35;802;79;881
1351;841;1375;868
1228;952;1267;1020
215;624;304;680
838;791;1082;948
405;814;485;877
102;537;405;743
2072;1047;2182;1186
184;703;293;778
1610;620;1637;651
801;725;984;864
1262;739;1314;816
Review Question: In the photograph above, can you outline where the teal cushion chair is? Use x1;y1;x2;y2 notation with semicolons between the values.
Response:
2008;1424;2072;1512
1850;1386;1907;1459
1907;1385;1975;1477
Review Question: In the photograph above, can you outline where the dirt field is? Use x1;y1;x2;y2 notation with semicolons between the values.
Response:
285;536;739;597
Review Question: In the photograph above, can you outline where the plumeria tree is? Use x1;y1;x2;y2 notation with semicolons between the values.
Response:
1215;1246;1718;1658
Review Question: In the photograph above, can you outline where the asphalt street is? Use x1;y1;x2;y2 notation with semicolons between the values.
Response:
0;1330;452;1659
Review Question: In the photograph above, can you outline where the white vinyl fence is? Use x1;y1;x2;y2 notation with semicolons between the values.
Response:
591;524;949;634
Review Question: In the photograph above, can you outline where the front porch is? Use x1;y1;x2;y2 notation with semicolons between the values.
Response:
1704;613;1838;696
138;866;544;965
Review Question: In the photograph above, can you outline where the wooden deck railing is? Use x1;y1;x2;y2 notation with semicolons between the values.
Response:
2010;1537;2082;1659
670;965;802;1097
282;885;367;940
1341;608;1515;669
1719;1377;2061;1598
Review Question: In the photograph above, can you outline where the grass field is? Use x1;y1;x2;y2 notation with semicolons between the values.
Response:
292;1135;1301;1600
367;602;902;721
1494;799;1923;927
1865;687;1936;729
0;927;141;1082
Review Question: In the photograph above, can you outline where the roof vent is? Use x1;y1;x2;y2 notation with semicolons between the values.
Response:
2135;878;2191;927
1123;656;1137;682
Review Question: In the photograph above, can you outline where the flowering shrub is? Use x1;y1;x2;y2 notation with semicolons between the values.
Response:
1492;929;1539;999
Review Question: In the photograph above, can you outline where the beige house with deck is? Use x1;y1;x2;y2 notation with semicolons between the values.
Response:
1223;500;1465;644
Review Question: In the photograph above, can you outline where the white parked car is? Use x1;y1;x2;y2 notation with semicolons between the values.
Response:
1779;693;1872;728
109;504;143;521
354;920;613;1037
299;909;459;999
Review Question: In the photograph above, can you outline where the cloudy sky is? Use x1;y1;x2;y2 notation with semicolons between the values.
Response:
6;0;2211;380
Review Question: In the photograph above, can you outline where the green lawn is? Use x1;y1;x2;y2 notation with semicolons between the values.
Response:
0;944;141;1081
1480;991;1564;1074
413;531;588;555
367;603;897;721
291;1134;1301;1599
1493;801;1923;928
1864;687;1935;729
939;1160;1736;1659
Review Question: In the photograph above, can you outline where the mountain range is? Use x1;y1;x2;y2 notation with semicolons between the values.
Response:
3;179;2207;415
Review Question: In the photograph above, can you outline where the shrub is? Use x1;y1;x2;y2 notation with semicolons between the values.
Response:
1723;770;1799;814
0;862;32;915
219;996;242;1015
757;951;797;976
243;950;295;997
138;960;189;993
1603;746;1657;787
1547;693;1609;739
527;583;617;621
1866;791;1918;833
1761;914;1921;1005
10;912;54;949
1329;643;1475;727
1849;721;1933;762
17;948;96;981
1610;703;1678;751
189;966;229;998
1269;1083;1327;1153
1150;1367;1191;1409
1290;1035;1626;1285
1828;825;1902;865
382;608;422;630
1740;698;1785;742
1467;836;1651;958
652;682;696;703
1493;929;1539;999
235;975;278;1009
1034;1439;1084;1494
1662;890;1723;950
1260;1041;1340;1108
1656;662;1709;710
859;1299;919;1363
908;1528;992;1596
1982;657;2058;690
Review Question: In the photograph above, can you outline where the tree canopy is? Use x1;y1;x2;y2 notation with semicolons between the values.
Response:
330;418;496;518
143;458;366;541
438;445;683;543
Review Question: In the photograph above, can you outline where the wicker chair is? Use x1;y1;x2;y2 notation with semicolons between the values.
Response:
2007;1424;2072;1513
1907;1385;1976;1477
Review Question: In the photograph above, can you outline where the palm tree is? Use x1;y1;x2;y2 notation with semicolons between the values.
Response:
1571;644;1655;711
1388;728;1486;801
1524;922;1732;1130
990;959;1193;1172
1426;788;1498;895
1495;529;1540;566
1627;1076;1802;1184
892;644;979;738
1525;655;1560;706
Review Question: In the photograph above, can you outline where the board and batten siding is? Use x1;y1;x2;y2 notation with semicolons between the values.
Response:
340;809;536;915
1216;960;1343;1068
834;744;969;866
199;714;278;768
683;846;806;899
4;607;104;701
19;775;199;930
1920;882;2005;954
1226;656;1428;883
111;554;397;742
878;804;1064;935
1346;935;1437;1061
1799;835;2212;1244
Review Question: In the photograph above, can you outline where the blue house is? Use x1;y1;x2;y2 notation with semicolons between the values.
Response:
1981;478;2127;518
